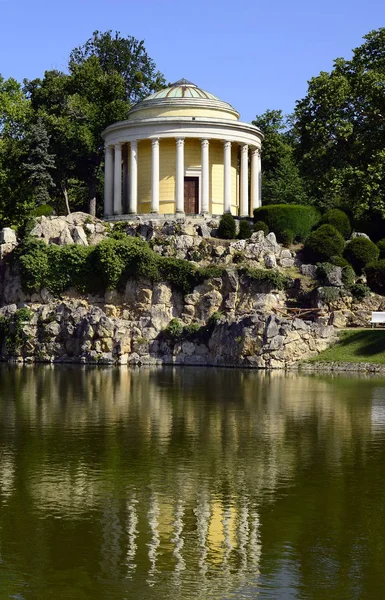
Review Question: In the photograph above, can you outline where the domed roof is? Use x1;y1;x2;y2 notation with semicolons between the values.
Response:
146;78;222;101
128;79;240;121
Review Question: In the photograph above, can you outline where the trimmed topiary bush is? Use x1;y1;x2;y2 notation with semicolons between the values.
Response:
253;204;320;242
304;225;345;263
238;220;252;239
279;230;294;247
343;237;379;274
377;238;385;258
218;213;236;239
365;260;385;294
319;208;351;239
254;221;269;235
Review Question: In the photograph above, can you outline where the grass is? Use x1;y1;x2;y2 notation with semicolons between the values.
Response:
309;329;385;364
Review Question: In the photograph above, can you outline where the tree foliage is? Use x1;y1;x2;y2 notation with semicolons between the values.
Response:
293;28;385;222
252;110;306;205
0;30;165;228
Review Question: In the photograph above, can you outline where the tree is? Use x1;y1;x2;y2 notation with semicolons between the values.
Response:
22;119;56;206
24;31;165;215
0;75;35;227
293;28;385;224
252;110;306;205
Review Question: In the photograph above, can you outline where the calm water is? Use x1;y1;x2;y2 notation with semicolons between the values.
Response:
0;366;385;599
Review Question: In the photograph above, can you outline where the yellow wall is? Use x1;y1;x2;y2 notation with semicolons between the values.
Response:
128;106;238;121
136;138;240;215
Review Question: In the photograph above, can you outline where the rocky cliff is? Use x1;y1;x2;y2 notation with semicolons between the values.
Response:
0;212;358;368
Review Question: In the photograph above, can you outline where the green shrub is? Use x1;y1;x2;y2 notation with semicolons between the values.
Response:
184;322;201;335
330;256;350;268
254;221;269;235
31;204;54;217
237;220;252;239
165;318;183;338
341;265;356;288
159;257;198;295
279;229;294;247
343;237;379;274
350;283;370;300
319;208;351;239
304;225;345;262
17;236;239;297
320;287;341;304
253;204;320;242
198;265;226;281
218;213;236;239
365;260;385;294
241;267;290;290
377;238;385;258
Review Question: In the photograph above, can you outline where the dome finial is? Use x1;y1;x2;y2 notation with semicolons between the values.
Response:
171;78;197;87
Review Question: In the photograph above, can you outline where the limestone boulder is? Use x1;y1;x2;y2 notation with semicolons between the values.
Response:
0;228;17;245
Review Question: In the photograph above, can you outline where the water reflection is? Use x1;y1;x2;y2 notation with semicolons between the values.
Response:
0;365;385;598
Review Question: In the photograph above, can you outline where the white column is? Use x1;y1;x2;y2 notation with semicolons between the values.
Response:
122;144;129;213
151;138;160;213
201;139;209;214
250;147;260;215
240;144;249;217
257;148;262;207
129;140;138;214
104;145;114;216
175;138;185;214
113;143;122;215
223;141;232;213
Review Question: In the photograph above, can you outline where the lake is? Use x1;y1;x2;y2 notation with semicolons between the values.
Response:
0;365;384;599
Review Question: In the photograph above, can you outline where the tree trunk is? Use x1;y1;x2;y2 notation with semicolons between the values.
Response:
61;183;71;215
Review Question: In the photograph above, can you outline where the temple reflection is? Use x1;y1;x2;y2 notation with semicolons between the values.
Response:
0;365;384;599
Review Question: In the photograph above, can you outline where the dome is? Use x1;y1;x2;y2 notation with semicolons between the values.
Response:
127;78;240;121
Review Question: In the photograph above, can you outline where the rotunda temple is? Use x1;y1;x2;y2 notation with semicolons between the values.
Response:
102;79;263;218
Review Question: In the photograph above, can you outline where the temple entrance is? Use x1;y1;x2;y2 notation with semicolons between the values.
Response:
184;177;199;214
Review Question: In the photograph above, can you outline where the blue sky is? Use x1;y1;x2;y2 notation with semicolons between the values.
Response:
1;0;384;123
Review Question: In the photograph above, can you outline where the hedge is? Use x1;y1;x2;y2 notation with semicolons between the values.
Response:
304;225;345;262
319;208;351;239
253;204;319;242
343;237;379;274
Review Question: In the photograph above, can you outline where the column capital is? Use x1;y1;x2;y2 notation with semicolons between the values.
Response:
251;146;261;156
130;139;138;150
223;140;232;149
241;144;249;154
114;142;122;150
151;138;160;147
201;139;209;149
176;137;185;147
105;144;114;153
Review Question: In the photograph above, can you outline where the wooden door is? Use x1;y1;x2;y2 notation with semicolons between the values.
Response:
184;177;199;214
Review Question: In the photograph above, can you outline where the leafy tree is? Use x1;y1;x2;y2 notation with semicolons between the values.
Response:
0;75;34;227
293;28;385;223
24;31;165;215
252;110;307;205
